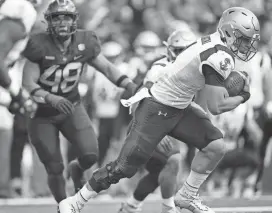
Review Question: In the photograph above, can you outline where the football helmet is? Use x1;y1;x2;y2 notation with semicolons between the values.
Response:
218;7;260;62
102;41;124;64
44;0;78;38
27;0;42;8
133;31;161;61
164;30;196;61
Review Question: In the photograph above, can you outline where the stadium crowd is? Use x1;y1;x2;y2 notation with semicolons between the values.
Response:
0;0;272;204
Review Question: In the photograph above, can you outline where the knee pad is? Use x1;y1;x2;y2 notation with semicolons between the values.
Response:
90;161;128;192
78;153;98;170
45;162;64;175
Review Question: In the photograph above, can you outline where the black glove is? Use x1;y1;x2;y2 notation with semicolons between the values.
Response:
239;71;250;103
121;82;138;99
9;88;37;117
45;93;75;115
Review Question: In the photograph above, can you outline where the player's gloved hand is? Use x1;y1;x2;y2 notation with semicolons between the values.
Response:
121;82;138;99
9;88;37;118
45;93;75;115
238;71;250;103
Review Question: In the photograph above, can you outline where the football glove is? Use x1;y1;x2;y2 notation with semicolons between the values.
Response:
9;88;37;117
121;82;138;99
45;93;75;115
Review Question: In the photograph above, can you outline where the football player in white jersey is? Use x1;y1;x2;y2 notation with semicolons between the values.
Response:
118;29;197;213
59;7;260;213
0;0;38;116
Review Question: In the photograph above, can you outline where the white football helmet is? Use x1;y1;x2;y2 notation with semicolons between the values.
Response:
218;7;260;61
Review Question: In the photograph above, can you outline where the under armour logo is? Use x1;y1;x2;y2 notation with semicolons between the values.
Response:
158;111;167;116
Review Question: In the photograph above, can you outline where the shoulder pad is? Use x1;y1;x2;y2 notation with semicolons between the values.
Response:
0;0;37;33
23;33;45;62
76;30;101;59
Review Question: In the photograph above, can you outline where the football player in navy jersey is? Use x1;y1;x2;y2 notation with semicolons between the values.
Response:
22;0;137;209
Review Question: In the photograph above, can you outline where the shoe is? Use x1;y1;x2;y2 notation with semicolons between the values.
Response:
161;204;178;213
59;195;85;213
118;202;142;213
68;160;85;193
174;191;214;213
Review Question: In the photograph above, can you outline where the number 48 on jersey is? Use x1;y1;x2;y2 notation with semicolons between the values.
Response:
39;62;83;94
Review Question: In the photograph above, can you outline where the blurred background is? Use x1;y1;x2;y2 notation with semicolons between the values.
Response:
2;0;272;202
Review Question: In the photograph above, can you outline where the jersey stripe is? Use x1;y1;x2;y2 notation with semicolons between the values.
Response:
200;44;235;62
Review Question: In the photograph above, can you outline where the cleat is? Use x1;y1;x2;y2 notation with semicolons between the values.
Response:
59;195;85;213
161;204;178;213
174;191;214;213
118;202;142;213
68;160;85;193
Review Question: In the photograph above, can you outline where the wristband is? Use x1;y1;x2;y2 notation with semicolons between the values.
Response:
239;91;250;103
116;75;128;87
30;88;44;96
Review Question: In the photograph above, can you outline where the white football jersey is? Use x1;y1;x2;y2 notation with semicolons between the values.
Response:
150;32;235;109
143;56;170;84
0;0;37;67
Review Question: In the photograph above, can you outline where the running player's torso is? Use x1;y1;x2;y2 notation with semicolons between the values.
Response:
150;32;235;109
24;30;101;102
0;0;36;68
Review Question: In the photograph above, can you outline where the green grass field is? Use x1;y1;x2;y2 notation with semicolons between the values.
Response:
1;196;272;213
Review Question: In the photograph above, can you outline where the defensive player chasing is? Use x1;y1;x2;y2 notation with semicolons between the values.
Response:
0;0;38;116
118;29;197;213
59;7;260;213
22;0;136;210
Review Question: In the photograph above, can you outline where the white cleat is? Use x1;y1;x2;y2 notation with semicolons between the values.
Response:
161;204;178;213
59;196;85;213
118;202;142;213
174;192;215;213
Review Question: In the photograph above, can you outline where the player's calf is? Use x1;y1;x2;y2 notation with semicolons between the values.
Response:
45;162;67;203
159;153;182;210
68;153;97;193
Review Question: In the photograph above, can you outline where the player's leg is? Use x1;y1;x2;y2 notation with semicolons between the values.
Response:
169;105;224;213
59;103;98;193
156;137;183;213
254;120;272;192
28;116;66;204
118;153;165;213
59;97;181;213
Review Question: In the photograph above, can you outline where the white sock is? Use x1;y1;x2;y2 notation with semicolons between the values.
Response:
162;197;175;208
181;170;210;195
77;183;97;202
127;195;143;208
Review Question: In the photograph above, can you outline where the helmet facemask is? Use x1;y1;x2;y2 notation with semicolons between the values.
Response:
46;12;78;40
165;43;185;61
229;29;260;61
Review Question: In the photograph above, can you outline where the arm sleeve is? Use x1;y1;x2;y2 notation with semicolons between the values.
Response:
202;64;225;87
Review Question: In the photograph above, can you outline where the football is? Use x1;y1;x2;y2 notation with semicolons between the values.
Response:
224;71;245;97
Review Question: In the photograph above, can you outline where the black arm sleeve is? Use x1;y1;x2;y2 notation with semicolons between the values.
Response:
202;65;224;87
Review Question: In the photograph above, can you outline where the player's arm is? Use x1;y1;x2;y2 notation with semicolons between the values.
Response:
202;65;244;115
89;53;137;96
22;60;74;115
0;19;26;95
22;60;48;99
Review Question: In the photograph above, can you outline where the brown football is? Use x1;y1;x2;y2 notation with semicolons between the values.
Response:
224;71;245;97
